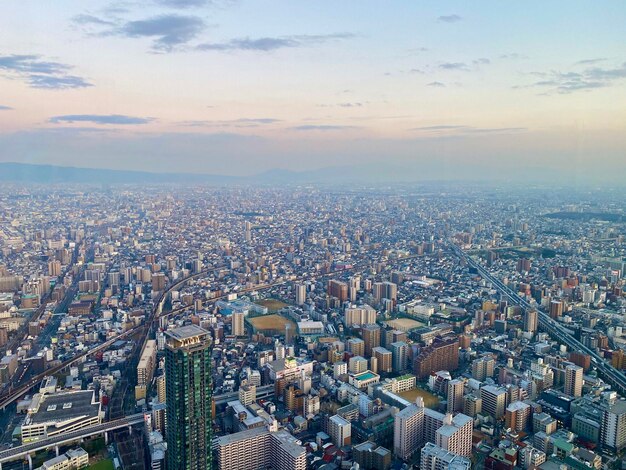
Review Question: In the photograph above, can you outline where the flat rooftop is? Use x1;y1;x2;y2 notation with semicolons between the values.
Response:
28;391;99;425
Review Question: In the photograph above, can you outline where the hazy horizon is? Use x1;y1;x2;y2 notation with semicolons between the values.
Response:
1;1;625;183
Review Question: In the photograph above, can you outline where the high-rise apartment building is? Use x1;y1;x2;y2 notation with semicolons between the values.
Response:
362;324;381;358
420;442;471;470
505;401;531;433
373;347;393;373
295;283;306;306
232;311;245;336
524;309;538;334
344;305;377;327
390;341;409;373
481;385;507;420
215;427;306;470
471;355;495;381
564;364;583;397
328;414;352;447
346;338;365;357
602;400;626;451
328;280;348;302
165;325;212;470
413;338;459;379
447;379;465;413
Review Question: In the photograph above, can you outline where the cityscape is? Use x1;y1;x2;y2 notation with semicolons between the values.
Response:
0;185;624;469
1;1;625;470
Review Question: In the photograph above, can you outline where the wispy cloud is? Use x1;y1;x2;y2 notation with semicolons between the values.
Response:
289;125;358;131
410;125;526;135
197;33;354;52
178;117;281;128
155;0;209;7
114;15;206;51
500;53;529;60
72;14;118;27
49;114;153;125
439;62;468;71
574;58;606;66
438;14;462;23
0;55;92;89
427;81;445;87
473;58;490;66
0;105;13;110
521;61;626;94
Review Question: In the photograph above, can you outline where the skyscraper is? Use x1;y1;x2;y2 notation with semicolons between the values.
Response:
295;283;306;306
362;324;381;358
165;325;213;470
232;311;245;336
447;379;465;413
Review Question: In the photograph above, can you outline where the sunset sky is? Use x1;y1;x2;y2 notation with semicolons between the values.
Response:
1;1;625;182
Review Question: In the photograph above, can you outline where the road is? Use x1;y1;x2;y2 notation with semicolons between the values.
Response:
0;413;144;464
451;243;626;396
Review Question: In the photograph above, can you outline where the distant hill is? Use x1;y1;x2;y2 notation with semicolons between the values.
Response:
0;162;241;185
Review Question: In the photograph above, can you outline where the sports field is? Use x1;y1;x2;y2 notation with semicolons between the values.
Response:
399;387;440;409
256;299;289;312
247;314;296;333
385;318;424;331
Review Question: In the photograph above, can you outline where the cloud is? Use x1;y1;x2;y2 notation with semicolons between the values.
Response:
500;53;529;60
438;14;462;23
289;125;358;131
49;114;153;125
72;14;118;27
0;105;13;110
116;15;205;51
0;54;92;89
155;0;209;7
28;75;93;89
473;58;490;66
179;118;281;128
427;81;445;87
410;125;526;135
522;62;626;94
197;33;354;52
575;58;606;66
439;62;468;70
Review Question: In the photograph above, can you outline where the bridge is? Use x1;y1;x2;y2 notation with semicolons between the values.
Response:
0;413;145;468
451;243;626;396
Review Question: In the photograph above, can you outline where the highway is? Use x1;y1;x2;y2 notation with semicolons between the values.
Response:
0;413;144;465
451;243;626;396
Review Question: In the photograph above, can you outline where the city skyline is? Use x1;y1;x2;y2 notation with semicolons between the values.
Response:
1;1;625;182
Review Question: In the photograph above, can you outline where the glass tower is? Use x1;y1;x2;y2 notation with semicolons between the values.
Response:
165;325;213;469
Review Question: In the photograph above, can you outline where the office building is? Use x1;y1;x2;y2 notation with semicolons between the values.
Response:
165;325;212;470
565;364;583;397
239;384;256;406
39;447;89;470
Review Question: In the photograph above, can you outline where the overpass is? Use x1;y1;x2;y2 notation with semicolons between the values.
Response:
0;413;145;468
451;243;626;396
213;384;275;406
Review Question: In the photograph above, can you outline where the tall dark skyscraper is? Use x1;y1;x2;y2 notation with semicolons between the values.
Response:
165;325;213;470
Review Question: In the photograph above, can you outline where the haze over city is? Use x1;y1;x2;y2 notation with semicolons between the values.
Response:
1;1;625;183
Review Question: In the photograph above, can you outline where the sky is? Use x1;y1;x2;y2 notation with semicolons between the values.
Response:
0;1;625;182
